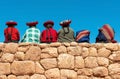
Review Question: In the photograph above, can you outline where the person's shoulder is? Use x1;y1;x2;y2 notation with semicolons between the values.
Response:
51;28;57;31
69;27;74;31
58;29;62;32
4;28;8;30
34;28;41;33
13;27;19;30
26;28;31;32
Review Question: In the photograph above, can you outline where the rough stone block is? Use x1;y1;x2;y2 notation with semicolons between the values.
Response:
111;74;120;79
109;51;120;61
108;63;120;75
93;67;108;77
25;46;41;61
79;43;91;47
41;47;58;58
81;47;89;58
89;47;98;56
70;42;78;46
0;63;10;75
45;68;60;79
67;46;82;56
60;69;77;79
40;58;57;69
39;43;49;49
85;57;98;68
50;42;61;47
30;74;46;79
98;48;111;57
17;47;29;53
0;75;7;79
58;54;74;69
1;53;14;63
104;43;118;51
8;75;17;79
35;62;44;74
77;68;93;76
58;46;67;54
77;76;90;79
3;43;18;54
17;75;29;79
92;43;104;49
62;42;70;47
75;56;85;69
15;52;25;61
11;61;35;75
97;57;109;67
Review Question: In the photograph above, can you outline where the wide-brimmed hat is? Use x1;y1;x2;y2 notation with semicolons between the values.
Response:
26;21;38;26
43;21;54;27
60;20;71;26
6;21;17;26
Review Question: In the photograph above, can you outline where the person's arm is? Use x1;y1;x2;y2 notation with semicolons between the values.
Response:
16;29;20;41
21;30;27;42
40;32;43;43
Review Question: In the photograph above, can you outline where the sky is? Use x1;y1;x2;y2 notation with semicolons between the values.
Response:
0;0;120;43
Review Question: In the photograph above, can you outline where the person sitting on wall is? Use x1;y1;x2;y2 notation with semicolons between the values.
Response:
58;20;75;42
21;21;41;43
76;30;90;43
40;20;58;43
4;20;20;43
96;24;117;43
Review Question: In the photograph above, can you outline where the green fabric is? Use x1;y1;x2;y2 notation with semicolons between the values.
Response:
21;27;40;43
58;27;75;42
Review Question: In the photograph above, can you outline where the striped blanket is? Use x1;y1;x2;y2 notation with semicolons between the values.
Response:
97;24;117;43
76;30;90;43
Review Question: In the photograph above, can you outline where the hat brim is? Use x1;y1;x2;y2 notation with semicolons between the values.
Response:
6;22;17;25
26;22;38;26
60;20;71;26
44;21;54;27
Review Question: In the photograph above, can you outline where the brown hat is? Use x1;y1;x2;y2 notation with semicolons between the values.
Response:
43;21;54;27
26;21;38;26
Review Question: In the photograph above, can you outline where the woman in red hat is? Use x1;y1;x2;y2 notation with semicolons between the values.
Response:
21;21;41;43
4;20;20;43
40;20;58;43
58;20;75;42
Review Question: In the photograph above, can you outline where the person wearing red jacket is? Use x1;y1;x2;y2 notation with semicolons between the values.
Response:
40;21;58;43
4;21;20;43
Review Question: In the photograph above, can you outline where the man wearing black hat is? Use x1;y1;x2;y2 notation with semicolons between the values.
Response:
4;20;20;43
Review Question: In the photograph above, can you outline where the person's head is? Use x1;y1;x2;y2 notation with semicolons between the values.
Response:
26;21;38;28
6;20;17;27
60;20;71;27
43;21;54;28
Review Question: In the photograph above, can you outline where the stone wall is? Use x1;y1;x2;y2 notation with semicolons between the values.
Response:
0;42;120;79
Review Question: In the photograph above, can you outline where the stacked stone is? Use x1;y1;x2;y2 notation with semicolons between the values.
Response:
0;42;120;79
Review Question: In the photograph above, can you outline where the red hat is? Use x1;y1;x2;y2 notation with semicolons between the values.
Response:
6;21;17;26
43;21;54;27
26;21;38;26
60;20;71;26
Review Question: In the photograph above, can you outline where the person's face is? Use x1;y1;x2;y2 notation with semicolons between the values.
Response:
46;24;53;28
8;25;15;27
